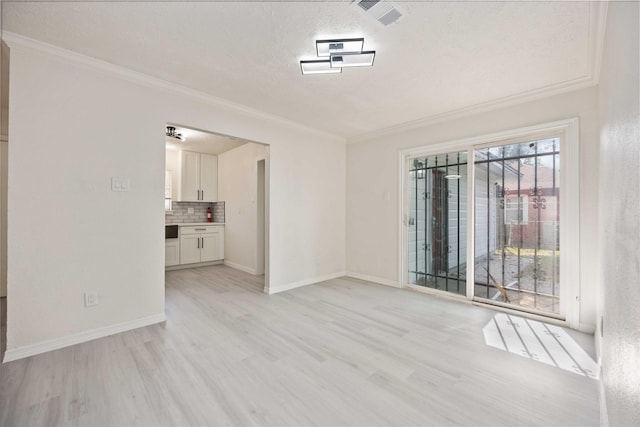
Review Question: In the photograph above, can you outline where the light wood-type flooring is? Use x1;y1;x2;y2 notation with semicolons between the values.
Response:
0;265;599;426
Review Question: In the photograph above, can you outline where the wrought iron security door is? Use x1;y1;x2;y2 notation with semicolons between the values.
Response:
408;151;467;295
474;138;561;315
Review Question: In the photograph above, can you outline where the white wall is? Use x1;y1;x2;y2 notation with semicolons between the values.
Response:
347;86;599;331
596;2;640;425
218;142;266;275
165;149;179;200
4;38;345;357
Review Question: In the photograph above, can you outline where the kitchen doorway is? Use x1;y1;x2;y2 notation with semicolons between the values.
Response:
164;123;270;292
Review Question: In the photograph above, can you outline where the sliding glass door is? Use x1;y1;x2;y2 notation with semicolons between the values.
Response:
407;151;468;296
474;137;560;315
405;134;565;319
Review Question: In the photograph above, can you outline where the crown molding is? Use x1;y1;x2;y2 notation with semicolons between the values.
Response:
588;0;608;84
1;31;345;145
347;1;608;144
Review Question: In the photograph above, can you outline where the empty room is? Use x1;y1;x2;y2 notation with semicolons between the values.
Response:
0;1;638;426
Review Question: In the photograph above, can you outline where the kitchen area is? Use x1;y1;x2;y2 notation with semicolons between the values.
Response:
164;125;267;275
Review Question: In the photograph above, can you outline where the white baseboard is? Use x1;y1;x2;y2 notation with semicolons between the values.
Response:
599;371;609;427
3;312;166;363
346;271;401;288
268;271;346;294
578;322;596;334
165;260;222;271
224;260;258;275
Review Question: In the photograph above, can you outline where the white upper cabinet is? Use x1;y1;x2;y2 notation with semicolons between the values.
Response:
199;154;218;202
178;151;218;202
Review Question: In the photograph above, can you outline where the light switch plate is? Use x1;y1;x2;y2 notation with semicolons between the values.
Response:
111;177;130;192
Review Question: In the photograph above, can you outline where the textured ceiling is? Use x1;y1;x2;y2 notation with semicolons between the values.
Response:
2;1;601;140
165;125;248;155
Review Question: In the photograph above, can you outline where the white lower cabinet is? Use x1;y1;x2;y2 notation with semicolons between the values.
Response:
180;225;224;264
165;239;180;266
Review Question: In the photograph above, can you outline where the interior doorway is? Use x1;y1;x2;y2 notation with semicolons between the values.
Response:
164;123;270;292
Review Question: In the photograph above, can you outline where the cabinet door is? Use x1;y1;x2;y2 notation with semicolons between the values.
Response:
180;151;200;201
165;240;180;267
201;231;222;262
199;153;218;202
180;234;201;264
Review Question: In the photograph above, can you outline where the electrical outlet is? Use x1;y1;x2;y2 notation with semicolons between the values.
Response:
84;292;98;307
187;207;195;214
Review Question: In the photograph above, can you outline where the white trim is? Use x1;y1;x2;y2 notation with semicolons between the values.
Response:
579;322;596;334
561;119;581;329
407;283;572;329
347;271;400;288
398;118;582;329
267;271;346;295
2;312;166;363
165;260;223;271
1;31;344;145
263;147;271;294
470;300;568;328
589;1;609;84
599;370;609;427
397;151;408;289
349;2;607;144
400;119;580;158
466;147;476;301
224;260;258;275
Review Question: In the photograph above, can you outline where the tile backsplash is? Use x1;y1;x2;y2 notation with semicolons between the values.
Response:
166;201;225;224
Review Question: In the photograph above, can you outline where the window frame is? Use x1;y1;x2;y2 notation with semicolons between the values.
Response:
399;118;580;329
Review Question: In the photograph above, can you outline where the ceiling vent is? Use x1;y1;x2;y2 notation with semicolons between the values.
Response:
352;0;407;26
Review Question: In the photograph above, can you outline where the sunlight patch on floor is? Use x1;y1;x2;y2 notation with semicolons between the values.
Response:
483;313;599;379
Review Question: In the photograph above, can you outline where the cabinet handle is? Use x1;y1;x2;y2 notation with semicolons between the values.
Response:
195;228;206;231
197;237;200;249
201;237;204;248
201;190;204;200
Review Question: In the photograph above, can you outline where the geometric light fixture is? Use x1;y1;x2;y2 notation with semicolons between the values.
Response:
316;38;364;57
330;51;376;68
300;59;342;75
301;37;375;75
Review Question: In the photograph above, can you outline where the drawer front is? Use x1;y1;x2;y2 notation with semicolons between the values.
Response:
180;225;222;235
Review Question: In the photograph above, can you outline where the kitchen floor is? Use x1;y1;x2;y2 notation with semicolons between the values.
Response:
0;265;599;426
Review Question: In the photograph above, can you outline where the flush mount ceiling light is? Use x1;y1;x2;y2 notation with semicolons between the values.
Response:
166;126;184;142
300;37;375;75
330;51;376;68
300;59;342;75
316;38;364;57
